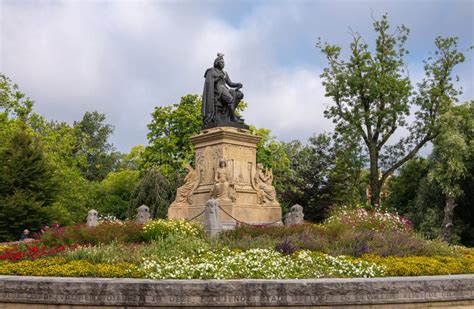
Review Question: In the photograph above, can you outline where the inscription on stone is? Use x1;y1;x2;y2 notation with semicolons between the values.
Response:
1;290;473;305
1;275;473;307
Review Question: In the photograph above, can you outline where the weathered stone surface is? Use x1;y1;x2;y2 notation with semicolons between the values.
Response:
284;204;304;226
170;164;199;208
86;209;98;227
0;275;472;307
136;205;150;224
203;199;223;236
168;127;282;226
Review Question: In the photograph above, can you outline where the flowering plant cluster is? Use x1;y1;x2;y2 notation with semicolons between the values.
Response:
140;248;385;279
40;221;144;246
325;206;412;232
0;257;142;278
362;253;474;276
98;215;122;224
0;242;65;262
0;244;13;252
143;219;203;240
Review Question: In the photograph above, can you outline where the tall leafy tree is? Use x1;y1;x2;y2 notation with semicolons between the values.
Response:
385;157;430;216
73;111;119;181
277;133;365;221
0;74;33;121
129;168;181;219
96;170;140;219
117;144;145;171
0;128;57;241
317;14;469;207
28;116;97;224
144;94;202;175
428;101;473;243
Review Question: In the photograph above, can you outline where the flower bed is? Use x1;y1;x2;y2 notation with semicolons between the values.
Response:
0;215;472;279
0;241;65;262
141;249;385;279
362;253;474;276
142;219;203;240
324;205;413;232
0;257;142;277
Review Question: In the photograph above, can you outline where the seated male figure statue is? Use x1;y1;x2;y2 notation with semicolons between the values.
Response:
202;53;246;128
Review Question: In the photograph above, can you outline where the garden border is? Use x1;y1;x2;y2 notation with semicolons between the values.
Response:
0;274;473;307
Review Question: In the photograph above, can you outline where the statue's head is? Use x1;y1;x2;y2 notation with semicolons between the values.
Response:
88;209;98;218
257;163;264;170
219;158;226;168
214;53;225;69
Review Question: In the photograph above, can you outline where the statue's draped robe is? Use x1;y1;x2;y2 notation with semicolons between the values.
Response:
202;67;217;125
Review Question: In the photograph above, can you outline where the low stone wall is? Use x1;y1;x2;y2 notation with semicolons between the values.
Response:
0;275;473;308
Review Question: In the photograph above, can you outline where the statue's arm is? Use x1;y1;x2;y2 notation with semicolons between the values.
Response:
225;72;242;89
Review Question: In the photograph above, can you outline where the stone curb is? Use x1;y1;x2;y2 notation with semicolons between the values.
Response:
0;275;473;307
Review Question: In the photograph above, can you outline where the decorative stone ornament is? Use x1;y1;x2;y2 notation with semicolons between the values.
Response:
211;158;236;202
203;198;222;236
253;163;277;205
136;205;150;224
170;164;198;207
168;56;281;227
86;209;98;227
168;127;281;228
285;204;304;226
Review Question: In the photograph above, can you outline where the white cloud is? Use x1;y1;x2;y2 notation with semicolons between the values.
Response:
1;0;472;153
245;67;333;141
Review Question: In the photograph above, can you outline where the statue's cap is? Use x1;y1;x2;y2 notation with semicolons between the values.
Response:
213;53;225;67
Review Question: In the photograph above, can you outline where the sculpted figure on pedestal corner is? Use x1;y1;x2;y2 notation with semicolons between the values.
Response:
173;164;198;205
255;163;277;204
202;53;248;129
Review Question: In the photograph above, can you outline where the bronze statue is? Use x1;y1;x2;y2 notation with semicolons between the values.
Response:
202;53;248;129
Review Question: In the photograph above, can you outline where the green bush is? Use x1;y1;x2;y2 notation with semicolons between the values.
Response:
41;221;144;247
65;235;211;264
215;222;457;258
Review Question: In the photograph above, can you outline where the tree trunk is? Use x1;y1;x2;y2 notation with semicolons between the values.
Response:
370;178;381;208
442;195;457;244
369;145;381;208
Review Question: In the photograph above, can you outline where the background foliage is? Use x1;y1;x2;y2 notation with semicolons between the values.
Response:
0;14;472;245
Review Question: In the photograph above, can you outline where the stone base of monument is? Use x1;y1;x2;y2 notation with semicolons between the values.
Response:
168;127;282;226
1;275;473;308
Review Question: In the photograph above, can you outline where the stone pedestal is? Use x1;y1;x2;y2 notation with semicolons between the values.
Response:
168;127;281;228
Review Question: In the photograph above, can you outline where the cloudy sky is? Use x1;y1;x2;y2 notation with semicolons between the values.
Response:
1;0;473;153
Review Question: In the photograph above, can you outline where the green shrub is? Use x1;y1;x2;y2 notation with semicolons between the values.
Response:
216;222;457;258
65;234;211;264
41;221;144;246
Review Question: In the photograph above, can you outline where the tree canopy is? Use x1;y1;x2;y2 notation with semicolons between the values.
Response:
317;14;470;208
